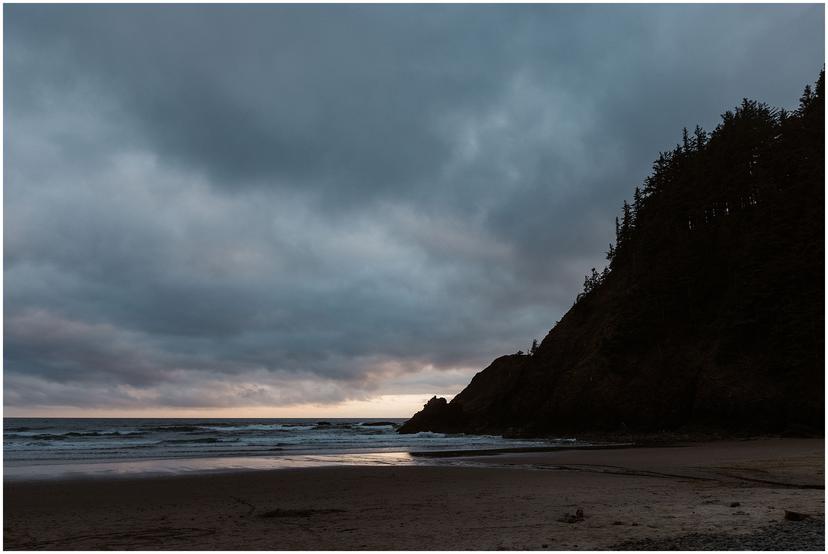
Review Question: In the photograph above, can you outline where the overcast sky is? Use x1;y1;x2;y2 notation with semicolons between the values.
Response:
5;4;824;416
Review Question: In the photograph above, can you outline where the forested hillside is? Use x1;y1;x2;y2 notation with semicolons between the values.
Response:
401;72;825;436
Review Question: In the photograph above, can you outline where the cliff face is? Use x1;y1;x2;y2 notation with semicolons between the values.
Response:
400;74;824;437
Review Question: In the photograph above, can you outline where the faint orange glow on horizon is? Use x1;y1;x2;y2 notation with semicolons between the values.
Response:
4;393;454;419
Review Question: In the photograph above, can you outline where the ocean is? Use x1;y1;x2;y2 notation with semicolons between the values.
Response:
3;418;570;480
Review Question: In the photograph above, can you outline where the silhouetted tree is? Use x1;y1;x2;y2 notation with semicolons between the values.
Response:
569;69;823;320
693;125;707;150
682;127;691;152
632;186;643;221
620;200;633;243
576;266;608;304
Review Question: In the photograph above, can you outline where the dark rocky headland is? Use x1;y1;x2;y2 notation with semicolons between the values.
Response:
400;72;825;438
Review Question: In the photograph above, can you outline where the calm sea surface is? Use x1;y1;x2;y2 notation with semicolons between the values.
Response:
4;418;571;480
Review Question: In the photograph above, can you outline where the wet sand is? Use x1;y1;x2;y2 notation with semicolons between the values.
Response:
3;438;824;550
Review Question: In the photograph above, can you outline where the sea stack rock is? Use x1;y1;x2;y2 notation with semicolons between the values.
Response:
398;396;464;434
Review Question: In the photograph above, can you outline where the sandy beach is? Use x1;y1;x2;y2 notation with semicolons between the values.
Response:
3;438;824;550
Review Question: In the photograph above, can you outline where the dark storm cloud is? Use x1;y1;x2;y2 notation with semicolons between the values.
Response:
5;4;824;410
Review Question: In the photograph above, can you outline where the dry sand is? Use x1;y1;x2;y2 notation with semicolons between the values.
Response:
3;438;824;550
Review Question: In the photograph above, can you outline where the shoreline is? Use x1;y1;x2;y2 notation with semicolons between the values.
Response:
0;439;758;482
0;443;644;483
409;442;638;458
4;438;824;550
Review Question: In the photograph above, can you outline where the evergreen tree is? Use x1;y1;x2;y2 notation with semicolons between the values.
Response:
800;84;814;110
621;200;633;242
570;70;823;336
693;125;707;150
682;127;691;152
632;186;643;222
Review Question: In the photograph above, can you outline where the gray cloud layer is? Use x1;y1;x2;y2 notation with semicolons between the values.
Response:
5;4;824;411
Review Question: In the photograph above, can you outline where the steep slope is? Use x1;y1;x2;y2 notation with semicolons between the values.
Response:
400;73;825;437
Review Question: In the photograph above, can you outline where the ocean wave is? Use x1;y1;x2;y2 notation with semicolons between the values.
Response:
159;437;239;444
3;418;557;467
4;426;51;432
144;425;203;432
7;431;146;440
202;424;315;433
